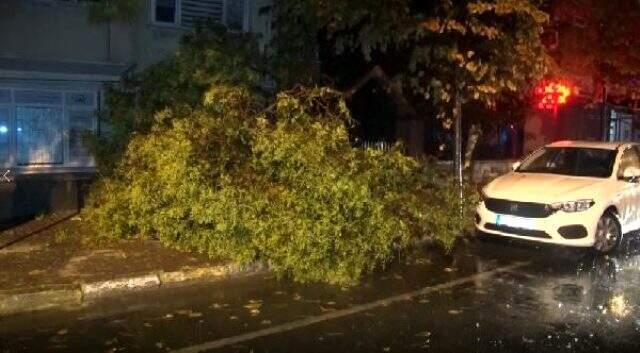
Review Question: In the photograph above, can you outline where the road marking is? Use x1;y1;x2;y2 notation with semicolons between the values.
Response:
171;262;529;353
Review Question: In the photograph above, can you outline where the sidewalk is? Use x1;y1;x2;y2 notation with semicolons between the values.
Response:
0;212;262;316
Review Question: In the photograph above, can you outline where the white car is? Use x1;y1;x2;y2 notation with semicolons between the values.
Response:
476;141;640;253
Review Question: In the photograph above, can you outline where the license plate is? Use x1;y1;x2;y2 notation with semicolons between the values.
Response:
496;214;536;230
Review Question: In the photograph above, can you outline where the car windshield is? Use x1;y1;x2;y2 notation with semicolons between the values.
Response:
517;147;617;178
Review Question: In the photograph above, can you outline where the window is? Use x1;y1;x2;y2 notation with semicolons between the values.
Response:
0;108;10;166
155;0;248;31
16;107;64;165
617;147;640;179
0;88;97;169
154;0;178;24
518;147;617;178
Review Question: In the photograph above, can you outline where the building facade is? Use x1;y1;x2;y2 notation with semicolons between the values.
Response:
0;0;272;222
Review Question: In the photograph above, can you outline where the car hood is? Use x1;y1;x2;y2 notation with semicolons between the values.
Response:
484;172;608;203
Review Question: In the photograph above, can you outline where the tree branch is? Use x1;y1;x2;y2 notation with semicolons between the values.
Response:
343;65;418;120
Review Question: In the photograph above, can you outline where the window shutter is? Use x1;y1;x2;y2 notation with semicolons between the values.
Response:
181;0;225;29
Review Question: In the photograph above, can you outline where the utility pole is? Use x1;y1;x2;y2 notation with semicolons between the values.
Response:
601;85;608;141
453;90;463;186
453;89;464;216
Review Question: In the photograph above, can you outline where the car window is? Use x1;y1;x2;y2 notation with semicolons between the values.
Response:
617;146;640;178
518;147;616;178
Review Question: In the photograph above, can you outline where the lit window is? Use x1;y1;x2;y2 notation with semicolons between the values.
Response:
0;109;8;166
16;107;64;165
154;0;178;24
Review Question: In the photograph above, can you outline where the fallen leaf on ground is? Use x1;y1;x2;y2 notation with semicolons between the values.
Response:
319;305;336;312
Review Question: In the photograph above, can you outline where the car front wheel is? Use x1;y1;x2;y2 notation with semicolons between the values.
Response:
593;212;621;254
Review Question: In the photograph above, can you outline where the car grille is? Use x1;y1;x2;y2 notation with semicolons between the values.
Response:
484;198;553;218
485;223;551;239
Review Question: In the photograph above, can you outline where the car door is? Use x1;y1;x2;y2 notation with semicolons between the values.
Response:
615;146;640;233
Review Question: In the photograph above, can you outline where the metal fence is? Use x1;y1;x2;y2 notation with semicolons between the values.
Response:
362;141;393;151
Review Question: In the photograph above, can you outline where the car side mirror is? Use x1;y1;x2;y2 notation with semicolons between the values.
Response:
511;161;521;171
622;166;640;182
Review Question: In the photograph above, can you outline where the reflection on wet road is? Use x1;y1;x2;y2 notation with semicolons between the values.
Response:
2;236;640;353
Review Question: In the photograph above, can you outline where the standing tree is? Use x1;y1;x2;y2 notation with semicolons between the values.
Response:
272;0;549;180
547;0;640;100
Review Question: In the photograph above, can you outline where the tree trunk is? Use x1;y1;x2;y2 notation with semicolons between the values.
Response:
344;65;423;155
453;92;464;215
106;20;112;62
464;124;482;170
453;93;463;185
344;66;418;121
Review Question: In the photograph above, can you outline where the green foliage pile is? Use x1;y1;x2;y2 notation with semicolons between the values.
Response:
87;27;478;285
87;85;477;285
90;25;261;173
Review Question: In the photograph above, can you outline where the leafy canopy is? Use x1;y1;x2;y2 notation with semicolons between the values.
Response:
549;0;640;89
273;0;549;111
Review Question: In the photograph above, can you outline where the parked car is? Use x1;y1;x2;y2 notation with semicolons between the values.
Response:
476;141;640;253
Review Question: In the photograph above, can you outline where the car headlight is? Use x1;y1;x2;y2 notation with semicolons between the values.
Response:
549;199;595;213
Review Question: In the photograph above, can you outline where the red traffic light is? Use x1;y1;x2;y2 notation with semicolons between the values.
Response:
535;79;572;112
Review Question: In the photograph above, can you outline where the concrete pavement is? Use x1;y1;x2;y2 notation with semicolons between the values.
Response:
0;213;264;316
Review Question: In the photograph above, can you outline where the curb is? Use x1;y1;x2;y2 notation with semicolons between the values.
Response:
81;273;161;298
0;285;82;316
0;262;266;316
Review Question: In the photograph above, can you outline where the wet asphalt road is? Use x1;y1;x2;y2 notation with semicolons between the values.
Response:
2;237;640;353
